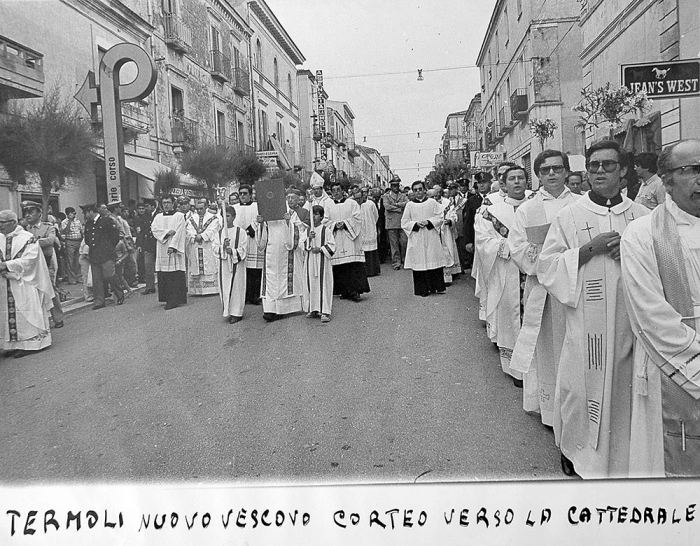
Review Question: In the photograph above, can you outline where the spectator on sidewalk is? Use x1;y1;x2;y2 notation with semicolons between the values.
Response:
60;207;83;285
83;203;125;310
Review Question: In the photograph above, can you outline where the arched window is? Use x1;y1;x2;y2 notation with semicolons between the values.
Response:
255;40;262;70
287;73;292;98
273;57;279;87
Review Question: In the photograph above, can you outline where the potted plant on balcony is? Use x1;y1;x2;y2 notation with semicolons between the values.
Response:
529;118;558;150
573;83;652;135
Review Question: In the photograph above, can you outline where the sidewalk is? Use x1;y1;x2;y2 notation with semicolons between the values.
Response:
59;283;147;317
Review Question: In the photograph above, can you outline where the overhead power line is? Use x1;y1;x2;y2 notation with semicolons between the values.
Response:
362;129;444;139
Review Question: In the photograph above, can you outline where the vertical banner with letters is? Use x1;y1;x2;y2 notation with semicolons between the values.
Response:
316;70;327;161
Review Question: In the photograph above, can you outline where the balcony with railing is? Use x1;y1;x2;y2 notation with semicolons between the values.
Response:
210;50;231;82
121;102;150;134
232;66;250;96
163;14;192;54
171;116;199;151
0;35;44;99
497;105;514;136
510;88;528;121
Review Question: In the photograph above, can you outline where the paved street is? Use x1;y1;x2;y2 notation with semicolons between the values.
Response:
0;265;562;484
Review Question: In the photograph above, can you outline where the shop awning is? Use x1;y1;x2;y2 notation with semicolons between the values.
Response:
91;148;165;181
269;136;292;170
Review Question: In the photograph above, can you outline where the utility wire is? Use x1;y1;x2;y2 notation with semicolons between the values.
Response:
362;129;445;139
323;58;538;81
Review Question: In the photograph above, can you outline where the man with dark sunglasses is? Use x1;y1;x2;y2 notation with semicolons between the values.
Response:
509;150;579;433
621;138;700;478
537;139;649;479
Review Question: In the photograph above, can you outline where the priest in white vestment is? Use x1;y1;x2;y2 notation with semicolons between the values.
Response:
402;181;446;296
0;211;53;357
256;208;307;322
472;163;516;321
355;187;380;277
304;205;336;322
538;140;649;478
430;188;461;284
327;183;370;302
475;166;529;385
233;184;263;305
151;195;188;310
509;150;579;426
620;139;700;478
186;199;220;295
214;204;247;324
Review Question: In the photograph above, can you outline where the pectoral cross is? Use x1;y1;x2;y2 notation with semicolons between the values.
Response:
581;222;594;241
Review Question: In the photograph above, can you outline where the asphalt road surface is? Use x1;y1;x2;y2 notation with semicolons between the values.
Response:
0;264;564;484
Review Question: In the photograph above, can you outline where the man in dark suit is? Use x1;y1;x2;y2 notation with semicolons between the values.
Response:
135;198;158;294
82;203;125;310
463;173;493;270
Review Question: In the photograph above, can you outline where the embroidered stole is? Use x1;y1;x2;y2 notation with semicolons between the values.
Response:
570;204;609;450
191;215;215;276
651;203;700;476
482;208;509;238
511;198;550;374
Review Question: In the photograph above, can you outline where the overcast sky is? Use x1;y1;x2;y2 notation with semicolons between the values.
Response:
267;0;495;181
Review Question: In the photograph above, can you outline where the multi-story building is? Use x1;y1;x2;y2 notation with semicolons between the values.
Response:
0;0;261;210
230;0;305;174
443;110;469;162
326;100;358;180
463;94;483;154
154;0;254;199
578;0;699;150
477;0;583;182
356;145;392;188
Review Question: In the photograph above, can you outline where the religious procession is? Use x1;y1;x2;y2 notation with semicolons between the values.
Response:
2;139;699;483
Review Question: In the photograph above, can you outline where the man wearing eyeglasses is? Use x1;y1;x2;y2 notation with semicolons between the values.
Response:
509;150;579;435
620;138;700;478
538;139;649;479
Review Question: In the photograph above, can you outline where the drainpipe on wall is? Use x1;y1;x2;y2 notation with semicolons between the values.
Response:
147;0;162;167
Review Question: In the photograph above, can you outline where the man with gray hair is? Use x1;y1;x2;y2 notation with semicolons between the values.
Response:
0;210;54;357
621;138;700;477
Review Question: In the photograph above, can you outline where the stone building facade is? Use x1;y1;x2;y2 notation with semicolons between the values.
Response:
578;0;700;150
477;0;583;183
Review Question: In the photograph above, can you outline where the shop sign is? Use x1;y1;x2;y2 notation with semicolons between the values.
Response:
170;187;205;198
622;59;700;99
470;151;506;168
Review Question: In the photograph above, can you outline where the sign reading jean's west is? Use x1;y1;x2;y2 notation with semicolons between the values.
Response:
621;59;700;99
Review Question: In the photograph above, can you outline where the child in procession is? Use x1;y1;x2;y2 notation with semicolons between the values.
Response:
304;205;336;323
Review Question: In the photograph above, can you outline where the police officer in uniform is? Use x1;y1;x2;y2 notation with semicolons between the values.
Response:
21;201;64;328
